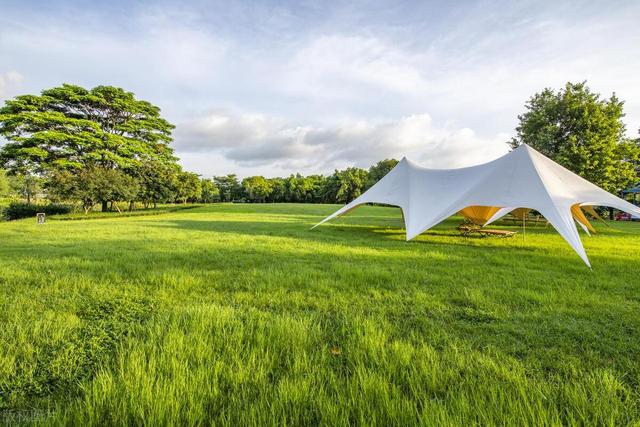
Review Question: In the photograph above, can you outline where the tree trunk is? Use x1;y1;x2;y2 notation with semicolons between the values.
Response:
153;201;157;209
102;200;108;212
129;201;134;212
608;207;614;220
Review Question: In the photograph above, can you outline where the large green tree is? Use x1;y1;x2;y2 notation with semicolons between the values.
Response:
0;84;178;210
0;84;176;172
509;82;640;192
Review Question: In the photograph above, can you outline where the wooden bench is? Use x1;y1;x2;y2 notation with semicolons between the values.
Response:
458;224;517;238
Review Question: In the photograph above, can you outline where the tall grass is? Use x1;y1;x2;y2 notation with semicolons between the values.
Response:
1;204;639;425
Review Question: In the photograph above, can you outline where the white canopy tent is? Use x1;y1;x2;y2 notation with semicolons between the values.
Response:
313;144;640;267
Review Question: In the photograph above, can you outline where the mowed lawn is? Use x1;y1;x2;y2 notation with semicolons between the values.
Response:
1;203;640;425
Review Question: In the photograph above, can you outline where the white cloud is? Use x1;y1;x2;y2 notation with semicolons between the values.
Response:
282;35;430;99
0;14;228;102
174;110;509;177
0;70;24;100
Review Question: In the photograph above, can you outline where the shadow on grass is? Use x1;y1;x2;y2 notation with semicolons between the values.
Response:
149;218;576;256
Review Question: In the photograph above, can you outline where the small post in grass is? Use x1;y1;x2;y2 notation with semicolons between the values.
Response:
36;213;46;224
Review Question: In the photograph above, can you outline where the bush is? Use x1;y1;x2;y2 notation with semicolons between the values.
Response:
3;202;73;221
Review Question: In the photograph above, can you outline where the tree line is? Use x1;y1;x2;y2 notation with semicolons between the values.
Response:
213;160;397;204
1;82;639;214
0;160;398;208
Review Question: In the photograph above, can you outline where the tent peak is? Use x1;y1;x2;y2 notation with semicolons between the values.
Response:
512;142;534;152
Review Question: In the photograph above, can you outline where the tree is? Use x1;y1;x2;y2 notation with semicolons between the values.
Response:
319;173;338;203
367;159;399;190
9;173;41;204
0;84;176;173
51;167;138;213
137;160;179;208
305;175;328;203
329;167;368;203
200;179;220;203
214;174;243;202
509;82;640;192
266;178;286;202
0;169;9;197
112;175;141;212
242;176;273;202
283;174;326;203
175;172;202;203
284;174;304;202
0;84;178;211
45;169;76;203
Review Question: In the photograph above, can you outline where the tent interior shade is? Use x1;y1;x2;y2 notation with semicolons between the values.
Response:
571;204;596;234
461;205;600;235
458;206;501;225
510;208;532;221
313;144;640;267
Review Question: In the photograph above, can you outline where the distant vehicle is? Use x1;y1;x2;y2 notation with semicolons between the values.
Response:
615;212;640;221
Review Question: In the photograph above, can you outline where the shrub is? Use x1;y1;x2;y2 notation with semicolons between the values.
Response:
3;202;73;221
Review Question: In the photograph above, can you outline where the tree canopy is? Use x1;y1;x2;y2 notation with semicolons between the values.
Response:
0;84;182;210
509;82;640;192
175;172;202;204
321;167;369;204
200;179;220;203
242;176;273;203
214;175;243;202
0;84;176;174
48;167;139;213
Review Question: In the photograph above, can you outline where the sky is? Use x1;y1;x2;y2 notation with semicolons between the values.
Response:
1;0;639;178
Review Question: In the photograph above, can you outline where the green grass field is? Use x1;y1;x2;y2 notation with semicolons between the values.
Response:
1;203;639;425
